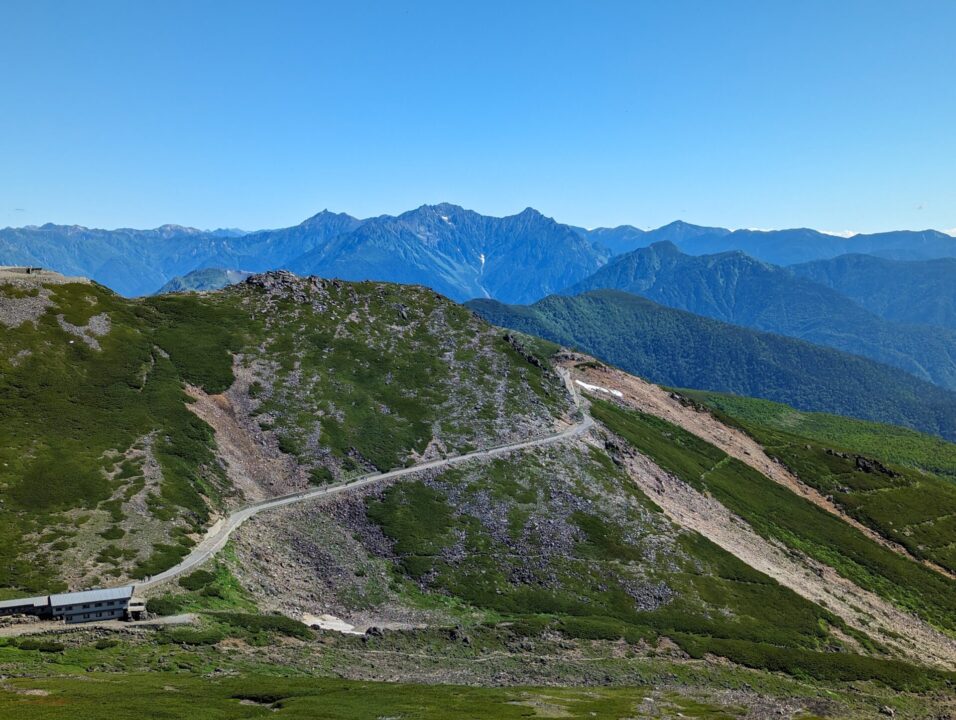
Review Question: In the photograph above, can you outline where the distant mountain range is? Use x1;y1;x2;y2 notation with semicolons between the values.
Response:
652;222;956;266
287;204;608;304
468;290;956;441
3;206;954;299
564;242;956;390
584;220;956;265
789;254;956;330
156;268;253;294
1;205;607;302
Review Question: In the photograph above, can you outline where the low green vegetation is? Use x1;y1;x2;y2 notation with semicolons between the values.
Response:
676;635;946;691
12;639;64;653
158;627;225;646
209;612;314;641
679;392;956;574
700;396;956;572
687;390;956;479
151;550;256;616
362;445;950;690
178;569;216;591
243;279;569;477
0;282;240;592
0;625;947;718
590;399;956;631
147;293;249;394
0;274;567;593
0;673;656;720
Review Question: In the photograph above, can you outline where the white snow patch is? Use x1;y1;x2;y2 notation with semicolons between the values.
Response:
440;215;451;223
302;613;363;635
576;380;623;398
820;229;858;238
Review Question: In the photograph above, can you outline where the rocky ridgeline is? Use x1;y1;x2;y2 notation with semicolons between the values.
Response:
245;270;421;300
246;269;317;293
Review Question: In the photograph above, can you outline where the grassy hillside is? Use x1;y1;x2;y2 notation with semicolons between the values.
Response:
3;269;955;714
233;273;568;476
590;399;956;630
0;271;567;593
0;279;236;593
681;392;956;574
468;290;956;441
685;391;956;479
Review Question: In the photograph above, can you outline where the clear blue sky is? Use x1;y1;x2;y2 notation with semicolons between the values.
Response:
2;0;955;234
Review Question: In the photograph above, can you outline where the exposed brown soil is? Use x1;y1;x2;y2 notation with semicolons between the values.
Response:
185;362;310;505
607;442;956;668
559;355;956;581
555;355;956;667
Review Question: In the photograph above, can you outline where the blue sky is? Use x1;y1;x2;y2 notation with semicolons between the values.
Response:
2;0;955;233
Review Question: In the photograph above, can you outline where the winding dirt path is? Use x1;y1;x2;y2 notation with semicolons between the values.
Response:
138;391;592;590
132;355;956;668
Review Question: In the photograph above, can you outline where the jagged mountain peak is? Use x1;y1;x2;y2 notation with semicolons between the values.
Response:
8;206;956;301
508;206;552;222
298;209;361;227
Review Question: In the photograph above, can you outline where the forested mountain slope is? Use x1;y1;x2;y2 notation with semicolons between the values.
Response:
468;290;956;440
563;242;956;389
789;254;956;330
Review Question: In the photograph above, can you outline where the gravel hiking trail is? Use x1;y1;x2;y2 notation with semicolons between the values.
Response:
127;352;956;668
137;375;591;590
